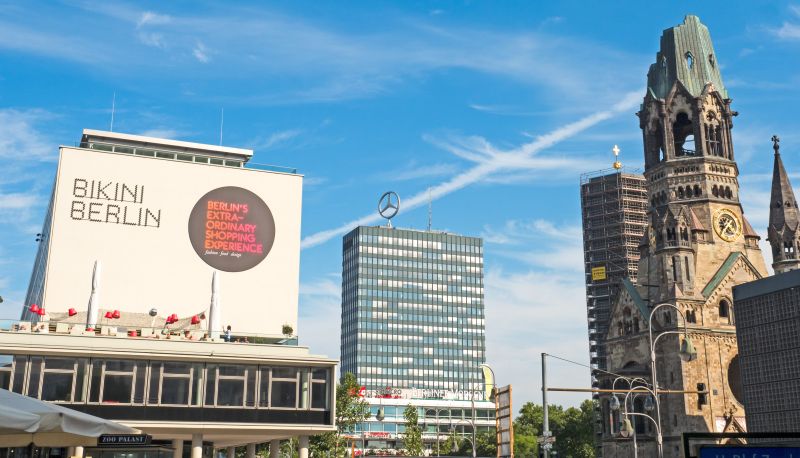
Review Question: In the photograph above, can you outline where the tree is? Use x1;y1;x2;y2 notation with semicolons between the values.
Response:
513;401;596;458
310;372;370;457
402;405;424;456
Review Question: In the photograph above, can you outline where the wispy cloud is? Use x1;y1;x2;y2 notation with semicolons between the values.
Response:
383;162;460;182
0;192;38;209
137;11;172;28
0;2;644;104
192;41;210;63
485;267;589;406
257;129;303;150
301;90;641;249
0;109;56;161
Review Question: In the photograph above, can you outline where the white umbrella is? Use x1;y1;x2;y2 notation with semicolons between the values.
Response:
86;260;100;330
0;388;138;446
208;270;221;340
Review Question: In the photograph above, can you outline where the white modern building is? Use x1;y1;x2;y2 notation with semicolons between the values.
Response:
2;130;336;458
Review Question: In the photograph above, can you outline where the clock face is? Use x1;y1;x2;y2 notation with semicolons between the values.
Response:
713;208;742;242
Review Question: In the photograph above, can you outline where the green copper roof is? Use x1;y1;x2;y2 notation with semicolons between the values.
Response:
621;277;650;319
647;15;728;99
701;252;763;298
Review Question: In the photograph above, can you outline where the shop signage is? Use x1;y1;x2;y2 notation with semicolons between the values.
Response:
188;186;276;272
366;387;485;401
98;434;152;446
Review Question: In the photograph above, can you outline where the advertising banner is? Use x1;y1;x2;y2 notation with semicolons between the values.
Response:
40;147;302;335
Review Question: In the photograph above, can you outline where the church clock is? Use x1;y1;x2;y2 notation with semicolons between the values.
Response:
713;208;742;242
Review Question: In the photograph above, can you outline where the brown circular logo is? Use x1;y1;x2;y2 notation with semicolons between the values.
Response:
188;186;275;272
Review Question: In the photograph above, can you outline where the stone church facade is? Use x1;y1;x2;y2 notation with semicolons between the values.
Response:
598;16;771;458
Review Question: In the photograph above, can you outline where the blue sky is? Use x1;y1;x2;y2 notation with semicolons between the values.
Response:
2;1;800;408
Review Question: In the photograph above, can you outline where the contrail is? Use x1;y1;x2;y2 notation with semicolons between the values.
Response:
301;90;642;249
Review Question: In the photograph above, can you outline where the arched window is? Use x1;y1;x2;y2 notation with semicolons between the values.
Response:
678;187;685;199
673;112;694;156
708;54;715;68
685;186;693;198
686;52;694;69
712;185;719;197
694;185;702;196
719;299;732;324
725;187;732;199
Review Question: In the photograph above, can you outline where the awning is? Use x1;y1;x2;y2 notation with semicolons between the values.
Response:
0;389;139;447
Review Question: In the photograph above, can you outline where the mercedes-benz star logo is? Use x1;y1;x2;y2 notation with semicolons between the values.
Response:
378;191;400;221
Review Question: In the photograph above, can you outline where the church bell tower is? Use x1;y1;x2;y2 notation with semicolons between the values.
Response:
601;16;768;458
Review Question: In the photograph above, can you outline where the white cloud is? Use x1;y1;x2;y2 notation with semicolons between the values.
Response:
137;11;172;28
0;109;55;161
257;129;303;150
484;268;591;407
385;162;460;182
193;41;210;63
298;276;341;357
0;192;37;209
0;3;645;104
301;91;641;249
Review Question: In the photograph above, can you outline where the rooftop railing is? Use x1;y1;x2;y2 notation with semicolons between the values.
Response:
75;141;299;175
0;319;299;346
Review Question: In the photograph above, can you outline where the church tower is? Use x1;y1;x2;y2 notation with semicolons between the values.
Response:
767;135;800;273
600;16;768;458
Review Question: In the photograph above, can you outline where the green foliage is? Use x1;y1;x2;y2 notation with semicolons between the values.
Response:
513;400;596;458
402;405;424;456
309;372;370;458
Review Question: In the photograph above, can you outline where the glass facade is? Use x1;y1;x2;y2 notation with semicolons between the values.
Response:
0;354;330;411
341;226;485;392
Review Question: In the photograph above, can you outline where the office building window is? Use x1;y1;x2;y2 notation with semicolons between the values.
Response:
0;355;12;390
88;359;146;404
149;362;204;406
311;368;329;409
271;367;299;408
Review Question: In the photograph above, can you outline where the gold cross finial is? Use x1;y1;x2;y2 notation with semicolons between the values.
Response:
612;144;622;169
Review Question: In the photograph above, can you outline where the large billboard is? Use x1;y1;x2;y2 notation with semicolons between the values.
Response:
41;147;302;336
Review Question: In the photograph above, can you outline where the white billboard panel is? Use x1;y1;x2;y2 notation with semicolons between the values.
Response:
41;147;302;336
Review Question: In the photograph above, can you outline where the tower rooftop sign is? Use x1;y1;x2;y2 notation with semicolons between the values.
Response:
647;15;728;100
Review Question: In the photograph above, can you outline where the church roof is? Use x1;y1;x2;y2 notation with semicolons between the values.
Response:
688;207;706;231
621;277;650;319
742;215;759;237
769;137;800;231
646;15;728;100
701;252;763;298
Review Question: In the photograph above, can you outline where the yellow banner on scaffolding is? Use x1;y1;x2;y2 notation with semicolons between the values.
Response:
591;266;607;281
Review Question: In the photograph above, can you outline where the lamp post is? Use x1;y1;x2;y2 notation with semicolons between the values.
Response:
610;376;649;458
427;407;450;457
621;387;661;458
648;302;697;458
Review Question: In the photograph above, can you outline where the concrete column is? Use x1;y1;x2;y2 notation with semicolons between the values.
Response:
173;439;184;458
74;446;84;458
245;443;256;458
67;447;75;458
191;433;203;458
269;440;280;458
298;436;309;458
227;446;236;458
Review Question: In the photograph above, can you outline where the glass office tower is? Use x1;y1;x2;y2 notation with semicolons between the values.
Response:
340;226;486;393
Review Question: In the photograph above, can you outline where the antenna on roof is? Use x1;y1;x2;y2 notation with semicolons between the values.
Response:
110;92;116;132
427;187;432;231
219;108;224;145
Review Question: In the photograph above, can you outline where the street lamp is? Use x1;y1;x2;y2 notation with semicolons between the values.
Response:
648;302;697;458
622;387;662;458
610;376;649;458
